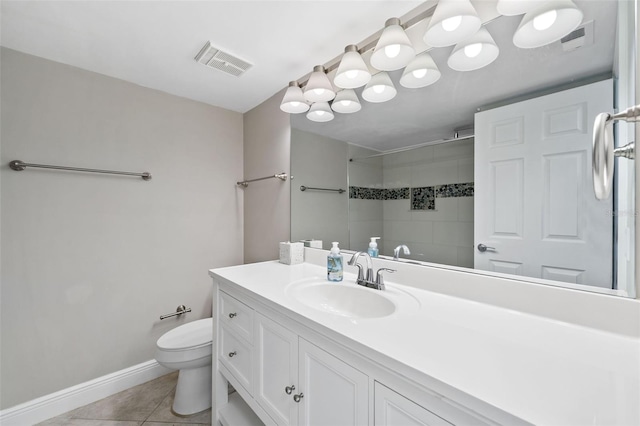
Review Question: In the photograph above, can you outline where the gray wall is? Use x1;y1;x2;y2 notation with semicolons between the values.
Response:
290;129;349;250
0;48;244;408
243;91;291;264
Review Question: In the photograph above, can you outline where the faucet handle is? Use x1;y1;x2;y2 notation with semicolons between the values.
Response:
375;268;396;289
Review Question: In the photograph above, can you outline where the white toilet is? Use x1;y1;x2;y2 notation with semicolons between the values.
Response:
155;318;213;415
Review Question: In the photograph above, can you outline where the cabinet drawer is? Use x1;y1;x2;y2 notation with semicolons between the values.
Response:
220;324;253;395
220;291;254;342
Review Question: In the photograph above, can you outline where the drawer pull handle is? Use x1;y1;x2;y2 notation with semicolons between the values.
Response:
228;313;237;318
293;393;304;403
228;351;237;358
285;385;295;395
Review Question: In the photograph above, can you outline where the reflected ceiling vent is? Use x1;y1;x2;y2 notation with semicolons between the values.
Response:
194;41;252;77
561;20;594;52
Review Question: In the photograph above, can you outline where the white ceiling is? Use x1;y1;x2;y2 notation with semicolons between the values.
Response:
1;0;422;113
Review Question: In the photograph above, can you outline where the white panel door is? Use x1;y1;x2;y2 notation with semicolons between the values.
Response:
298;338;368;426
254;312;298;426
475;79;613;288
374;382;452;426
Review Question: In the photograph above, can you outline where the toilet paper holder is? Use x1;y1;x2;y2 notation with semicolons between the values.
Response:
160;305;192;320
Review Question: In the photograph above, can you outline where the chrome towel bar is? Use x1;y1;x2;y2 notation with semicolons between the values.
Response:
592;104;638;200
300;185;345;194
9;160;152;180
237;172;287;188
160;305;191;320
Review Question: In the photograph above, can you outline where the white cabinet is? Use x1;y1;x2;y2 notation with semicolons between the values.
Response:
254;312;369;426
214;284;510;426
298;338;368;426
374;382;452;426
254;312;298;425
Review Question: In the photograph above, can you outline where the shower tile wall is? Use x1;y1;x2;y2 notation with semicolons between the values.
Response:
382;139;474;268
348;144;383;253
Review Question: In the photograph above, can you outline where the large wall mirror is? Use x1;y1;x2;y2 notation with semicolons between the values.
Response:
290;0;637;297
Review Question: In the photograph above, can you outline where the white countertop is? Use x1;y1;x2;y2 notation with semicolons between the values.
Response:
210;260;640;425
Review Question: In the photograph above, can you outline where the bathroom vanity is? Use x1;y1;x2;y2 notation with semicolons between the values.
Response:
209;250;639;426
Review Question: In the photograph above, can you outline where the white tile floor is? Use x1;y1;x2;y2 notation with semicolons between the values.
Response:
37;372;211;426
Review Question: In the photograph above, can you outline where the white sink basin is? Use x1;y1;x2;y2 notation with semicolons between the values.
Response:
285;277;419;319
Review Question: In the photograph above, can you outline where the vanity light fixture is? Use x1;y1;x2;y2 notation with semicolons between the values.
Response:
400;52;441;89
307;102;335;122
496;0;538;16
280;81;310;113
331;89;362;113
448;27;500;72
362;72;397;103
370;18;416;71
334;45;372;89
512;0;584;48
424;0;482;48
303;65;336;103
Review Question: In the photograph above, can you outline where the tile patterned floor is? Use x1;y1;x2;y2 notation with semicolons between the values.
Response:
37;372;211;426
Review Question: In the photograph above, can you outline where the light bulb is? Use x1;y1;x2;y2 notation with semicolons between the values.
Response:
316;110;325;117
313;88;325;96
533;9;557;31
384;44;401;58
373;85;385;94
464;43;482;58
340;100;352;107
290;101;300;107
442;15;462;32
345;70;359;79
412;69;428;79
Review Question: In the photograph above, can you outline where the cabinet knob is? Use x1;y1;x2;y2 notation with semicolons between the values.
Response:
293;393;304;403
285;385;296;395
228;312;237;318
228;351;237;358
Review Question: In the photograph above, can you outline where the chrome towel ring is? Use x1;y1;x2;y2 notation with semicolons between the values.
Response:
592;104;638;200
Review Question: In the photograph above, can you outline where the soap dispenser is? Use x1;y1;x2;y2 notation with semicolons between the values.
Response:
327;242;343;282
367;237;380;258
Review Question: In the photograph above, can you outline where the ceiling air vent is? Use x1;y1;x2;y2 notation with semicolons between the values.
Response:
194;41;252;77
561;21;594;52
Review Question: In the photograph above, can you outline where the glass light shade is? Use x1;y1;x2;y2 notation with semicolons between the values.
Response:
303;65;336;102
331;90;362;113
370;18;415;71
306;102;335;122
334;45;372;89
496;0;539;16
513;0;583;48
448;28;500;71
424;0;482;48
280;82;310;113
362;72;397;103
400;52;441;89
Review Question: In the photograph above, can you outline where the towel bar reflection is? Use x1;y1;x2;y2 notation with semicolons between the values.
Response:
160;305;191;320
300;185;345;194
9;160;152;180
237;172;287;188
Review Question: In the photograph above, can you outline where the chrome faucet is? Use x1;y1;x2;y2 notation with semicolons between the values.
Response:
348;252;395;290
393;244;411;260
348;251;373;284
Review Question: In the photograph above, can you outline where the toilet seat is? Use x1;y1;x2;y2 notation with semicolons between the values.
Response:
157;318;212;351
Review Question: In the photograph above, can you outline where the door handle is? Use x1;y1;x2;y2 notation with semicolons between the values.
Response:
477;244;496;253
293;393;304;403
285;385;295;395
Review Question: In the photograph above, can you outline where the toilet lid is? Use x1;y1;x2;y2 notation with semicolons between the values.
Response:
157;318;213;351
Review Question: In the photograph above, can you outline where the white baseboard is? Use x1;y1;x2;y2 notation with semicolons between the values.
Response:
0;359;172;426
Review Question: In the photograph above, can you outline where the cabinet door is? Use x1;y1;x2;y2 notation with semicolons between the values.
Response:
298;338;368;426
374;382;452;426
255;312;298;426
